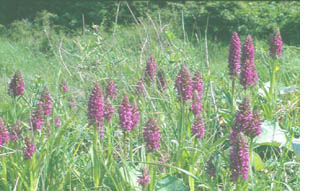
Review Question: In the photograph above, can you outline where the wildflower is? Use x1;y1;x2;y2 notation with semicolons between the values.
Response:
230;132;249;181
191;90;202;116
145;56;157;82
118;96;133;131
175;65;193;102
240;35;258;89
132;100;140;129
192;70;204;99
105;78;116;100
103;98;114;122
157;69;167;91
234;96;253;133
10;119;22;141
40;87;53;117
59;79;70;93
234;97;262;138
138;167;151;186
248;110;262;138
228;32;241;79
192;115;205;140
24;136;36;160
270;29;283;58
143;118;161;152
136;78;146;95
8;70;24;97
31;101;44;130
0;117;10;147
88;83;104;136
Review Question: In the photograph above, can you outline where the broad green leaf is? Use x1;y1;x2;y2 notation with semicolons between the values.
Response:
250;151;265;171
255;120;287;147
156;176;188;191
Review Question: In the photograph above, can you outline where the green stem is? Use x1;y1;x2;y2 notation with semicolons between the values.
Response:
29;157;35;191
249;138;255;191
14;97;17;121
177;99;185;169
269;59;276;119
189;139;197;191
93;126;99;188
129;132;133;162
179;99;185;144
123;131;127;161
107;122;113;162
147;154;153;191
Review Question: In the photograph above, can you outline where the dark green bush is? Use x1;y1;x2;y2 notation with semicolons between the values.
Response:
0;1;299;45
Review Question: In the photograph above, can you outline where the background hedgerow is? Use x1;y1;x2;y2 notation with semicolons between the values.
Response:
0;2;299;191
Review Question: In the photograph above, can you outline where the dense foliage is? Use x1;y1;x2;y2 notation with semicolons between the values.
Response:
0;1;300;45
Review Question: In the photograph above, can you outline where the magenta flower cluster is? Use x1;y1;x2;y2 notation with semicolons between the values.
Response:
230;132;249;181
0;117;10;147
240;35;258;89
136;78;146;95
234;96;262;138
118;96;140;131
145;56;157;82
31;102;44;131
118;96;133;131
192;115;205;140
105;78;116;100
10;119;22;142
88;83;104;136
248;110;262;138
228;32;241;79
24;136;36;160
103;98;114;122
270;29;283;58
138;167;151;186
175;65;193;102
8;70;24;97
143;118;161;152
40;87;53;116
192;70;204;99
191;90;202;116
230;96;262;181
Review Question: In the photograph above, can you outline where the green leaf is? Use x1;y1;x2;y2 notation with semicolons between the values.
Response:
119;164;140;191
250;151;265;171
254;120;287;147
258;81;270;97
156;176;188;191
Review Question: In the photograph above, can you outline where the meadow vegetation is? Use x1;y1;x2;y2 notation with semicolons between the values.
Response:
0;2;300;190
